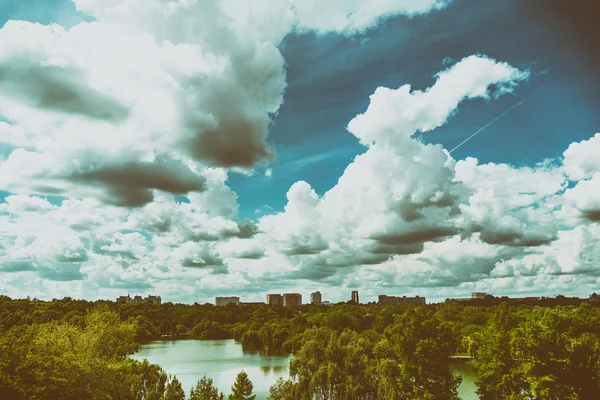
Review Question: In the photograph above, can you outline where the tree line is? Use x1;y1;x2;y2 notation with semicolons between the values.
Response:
1;295;600;399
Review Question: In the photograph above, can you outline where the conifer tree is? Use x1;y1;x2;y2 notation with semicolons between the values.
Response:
229;371;256;400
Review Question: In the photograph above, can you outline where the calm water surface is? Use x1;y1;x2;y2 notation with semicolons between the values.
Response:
451;360;479;400
132;339;478;399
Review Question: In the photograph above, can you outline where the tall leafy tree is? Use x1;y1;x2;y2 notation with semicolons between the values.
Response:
374;307;461;400
229;371;256;400
476;305;600;399
289;327;376;399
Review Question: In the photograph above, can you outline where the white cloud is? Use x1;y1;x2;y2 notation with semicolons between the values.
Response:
563;133;600;181
0;122;31;147
290;0;451;34
564;172;600;221
347;55;529;147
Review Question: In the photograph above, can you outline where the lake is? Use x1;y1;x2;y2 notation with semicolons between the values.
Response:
131;339;290;399
132;339;479;399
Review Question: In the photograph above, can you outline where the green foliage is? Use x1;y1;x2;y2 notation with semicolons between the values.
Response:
163;377;185;400
229;371;256;400
375;307;461;399
189;376;225;400
267;377;299;400
285;309;461;399
0;308;169;400
289;327;375;399
475;305;600;399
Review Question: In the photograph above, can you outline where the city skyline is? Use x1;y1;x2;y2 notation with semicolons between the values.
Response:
105;289;600;306
0;0;598;304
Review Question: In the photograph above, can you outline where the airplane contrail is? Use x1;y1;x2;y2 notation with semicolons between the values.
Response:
449;100;525;154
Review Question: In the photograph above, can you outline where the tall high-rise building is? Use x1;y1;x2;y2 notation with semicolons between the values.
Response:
215;296;240;306
266;294;283;306
310;291;322;304
351;290;359;304
283;293;302;307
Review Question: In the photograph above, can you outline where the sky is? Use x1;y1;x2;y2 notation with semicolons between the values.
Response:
0;0;599;304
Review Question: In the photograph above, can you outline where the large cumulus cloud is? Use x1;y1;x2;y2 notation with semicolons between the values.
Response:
256;55;531;281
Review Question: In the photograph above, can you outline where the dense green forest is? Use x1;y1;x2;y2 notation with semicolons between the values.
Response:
1;295;600;399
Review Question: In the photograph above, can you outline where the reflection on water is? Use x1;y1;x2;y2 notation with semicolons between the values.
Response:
131;339;290;400
241;347;289;357
260;365;287;375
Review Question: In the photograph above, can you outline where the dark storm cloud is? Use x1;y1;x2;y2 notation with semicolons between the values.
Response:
92;243;138;260
0;63;130;123
182;252;229;275
1;259;36;272
226;219;260;239
185;115;275;168
96;278;154;290
182;255;224;267
38;263;86;281
233;248;265;260
285;251;389;283
69;155;207;207
368;242;425;256
287;263;350;285
477;227;555;248
583;211;600;222
370;226;459;246
1;257;87;281
55;250;89;263
283;241;329;256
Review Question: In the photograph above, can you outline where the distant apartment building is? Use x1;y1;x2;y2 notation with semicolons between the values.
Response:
351;290;359;304
283;293;302;307
266;294;283;306
471;292;488;299
378;295;426;305
116;294;162;305
116;295;130;304
310;291;322;305
215;296;240;306
146;295;162;305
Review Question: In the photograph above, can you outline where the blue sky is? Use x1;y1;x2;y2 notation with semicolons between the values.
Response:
0;0;599;303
